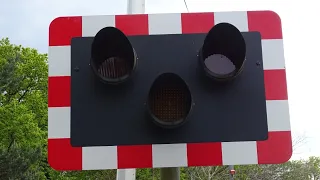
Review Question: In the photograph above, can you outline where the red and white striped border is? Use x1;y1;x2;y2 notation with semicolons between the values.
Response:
48;11;292;171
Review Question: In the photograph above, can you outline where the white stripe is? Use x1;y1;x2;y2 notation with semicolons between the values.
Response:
148;13;182;34
82;15;116;37
262;39;285;70
267;100;291;131
48;107;70;138
82;146;117;170
214;11;248;31
48;46;71;76
152;144;187;168
222;141;258;165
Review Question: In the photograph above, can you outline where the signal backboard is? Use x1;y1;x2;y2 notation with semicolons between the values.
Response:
48;11;291;171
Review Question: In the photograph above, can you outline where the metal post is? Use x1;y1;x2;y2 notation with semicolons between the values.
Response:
127;1;181;178
116;1;145;180
160;167;180;180
117;169;136;180
229;165;235;180
127;0;145;14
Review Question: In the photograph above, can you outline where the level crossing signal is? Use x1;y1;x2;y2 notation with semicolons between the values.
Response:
48;10;292;171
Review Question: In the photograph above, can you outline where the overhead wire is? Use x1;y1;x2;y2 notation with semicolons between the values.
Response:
183;0;189;12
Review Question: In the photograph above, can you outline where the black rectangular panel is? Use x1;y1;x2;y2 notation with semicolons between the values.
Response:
70;32;268;147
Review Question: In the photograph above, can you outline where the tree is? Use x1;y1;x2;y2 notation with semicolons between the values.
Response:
305;156;320;180
0;37;47;141
0;145;43;179
185;166;229;180
0;37;48;179
234;157;320;180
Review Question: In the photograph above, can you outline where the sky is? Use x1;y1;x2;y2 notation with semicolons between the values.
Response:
0;0;319;160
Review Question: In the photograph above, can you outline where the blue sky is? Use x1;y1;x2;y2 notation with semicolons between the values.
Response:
1;0;319;160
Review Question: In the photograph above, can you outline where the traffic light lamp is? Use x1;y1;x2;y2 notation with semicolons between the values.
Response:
90;27;137;84
147;72;192;129
199;22;246;81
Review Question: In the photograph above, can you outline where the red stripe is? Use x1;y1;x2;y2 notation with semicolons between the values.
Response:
48;76;70;107
187;142;222;166
49;16;82;46
181;13;214;34
264;69;288;100
117;145;153;168
115;14;149;36
48;138;82;170
247;11;283;39
257;131;292;164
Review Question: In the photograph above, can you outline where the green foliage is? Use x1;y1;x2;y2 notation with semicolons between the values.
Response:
0;145;45;179
0;101;44;149
0;37;320;180
185;166;229;179
46;170;117;180
306;156;320;179
0;37;48;180
234;157;320;180
136;168;157;179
